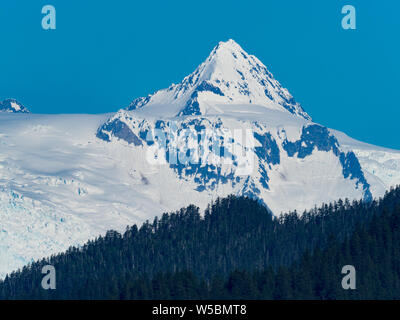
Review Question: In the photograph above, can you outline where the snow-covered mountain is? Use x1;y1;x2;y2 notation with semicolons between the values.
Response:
126;40;310;120
97;39;375;209
1;40;399;278
0;99;30;113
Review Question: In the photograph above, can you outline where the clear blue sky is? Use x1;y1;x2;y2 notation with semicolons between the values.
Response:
1;0;399;149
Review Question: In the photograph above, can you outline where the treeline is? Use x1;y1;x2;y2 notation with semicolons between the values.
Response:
1;187;400;299
119;203;400;300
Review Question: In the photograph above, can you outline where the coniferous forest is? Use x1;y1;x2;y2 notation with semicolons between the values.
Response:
2;186;400;299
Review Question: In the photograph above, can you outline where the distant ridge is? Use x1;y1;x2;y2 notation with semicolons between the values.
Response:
0;98;30;113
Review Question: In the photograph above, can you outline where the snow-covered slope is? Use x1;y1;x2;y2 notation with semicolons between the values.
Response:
127;40;310;120
1;40;399;278
0;113;186;278
98;106;373;208
332;129;400;197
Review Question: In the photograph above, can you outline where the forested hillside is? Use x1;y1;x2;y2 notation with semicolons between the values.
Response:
2;187;400;299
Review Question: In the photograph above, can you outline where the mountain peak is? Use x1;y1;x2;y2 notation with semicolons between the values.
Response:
0;99;30;113
214;39;243;52
127;40;311;120
198;39;253;80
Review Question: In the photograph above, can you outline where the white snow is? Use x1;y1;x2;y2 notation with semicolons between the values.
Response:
10;102;21;112
332;129;400;196
128;40;310;120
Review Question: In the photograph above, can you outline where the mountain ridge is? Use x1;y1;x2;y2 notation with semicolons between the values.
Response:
0;98;30;113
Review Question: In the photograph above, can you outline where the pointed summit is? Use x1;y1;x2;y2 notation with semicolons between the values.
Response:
0;99;30;113
127;40;310;120
211;39;245;55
